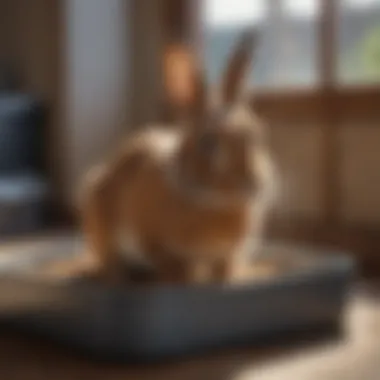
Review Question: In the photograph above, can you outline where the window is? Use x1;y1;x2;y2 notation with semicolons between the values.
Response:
202;0;380;89
337;0;380;84
203;0;320;89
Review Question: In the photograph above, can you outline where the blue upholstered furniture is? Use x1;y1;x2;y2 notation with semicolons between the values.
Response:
0;94;50;235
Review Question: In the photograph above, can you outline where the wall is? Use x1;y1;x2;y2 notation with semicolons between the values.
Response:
129;0;165;127
269;123;324;221
0;0;131;206
263;110;380;229
64;0;130;200
0;0;10;61
339;124;380;225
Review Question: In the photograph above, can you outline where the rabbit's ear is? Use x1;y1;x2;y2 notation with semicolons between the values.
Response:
163;44;206;119
220;30;257;106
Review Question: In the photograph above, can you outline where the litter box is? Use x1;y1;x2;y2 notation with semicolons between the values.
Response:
0;243;355;362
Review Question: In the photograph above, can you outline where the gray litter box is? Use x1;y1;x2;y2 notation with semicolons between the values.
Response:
0;244;355;362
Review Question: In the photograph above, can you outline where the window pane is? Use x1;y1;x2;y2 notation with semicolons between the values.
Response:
203;0;320;89
338;0;380;84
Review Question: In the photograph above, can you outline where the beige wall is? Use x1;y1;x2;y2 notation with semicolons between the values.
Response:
64;0;130;200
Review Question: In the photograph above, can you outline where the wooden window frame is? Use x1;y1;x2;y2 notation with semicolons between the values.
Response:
180;0;380;121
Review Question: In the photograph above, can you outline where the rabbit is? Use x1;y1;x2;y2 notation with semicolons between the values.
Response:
81;31;277;284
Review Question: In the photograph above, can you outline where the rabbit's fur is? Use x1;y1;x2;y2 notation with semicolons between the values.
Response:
81;31;277;284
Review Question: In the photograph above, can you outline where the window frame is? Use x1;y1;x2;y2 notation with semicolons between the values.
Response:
186;0;380;119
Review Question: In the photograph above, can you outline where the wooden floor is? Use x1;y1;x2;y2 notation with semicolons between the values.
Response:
0;234;379;380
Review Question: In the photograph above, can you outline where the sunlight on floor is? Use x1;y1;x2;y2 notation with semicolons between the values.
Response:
235;290;380;380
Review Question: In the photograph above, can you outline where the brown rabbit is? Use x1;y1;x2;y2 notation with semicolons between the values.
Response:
81;31;276;284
